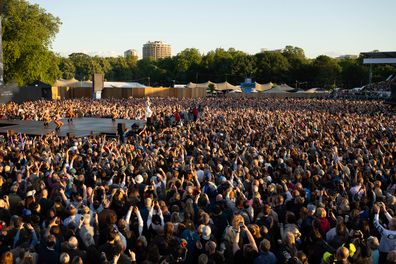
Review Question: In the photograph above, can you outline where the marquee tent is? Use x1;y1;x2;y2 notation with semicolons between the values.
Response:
264;84;295;93
253;82;274;92
186;81;215;89
104;82;146;88
215;81;241;91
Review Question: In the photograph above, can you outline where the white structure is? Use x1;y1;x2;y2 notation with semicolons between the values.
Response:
124;49;138;58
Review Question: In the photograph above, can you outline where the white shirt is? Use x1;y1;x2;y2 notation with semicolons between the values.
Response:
374;213;396;252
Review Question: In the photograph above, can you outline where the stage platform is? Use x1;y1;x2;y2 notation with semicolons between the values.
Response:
0;118;144;137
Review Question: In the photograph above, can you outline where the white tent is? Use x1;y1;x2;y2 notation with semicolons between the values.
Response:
54;78;79;87
104;82;146;88
215;81;240;91
264;84;295;93
69;80;93;88
186;81;214;89
253;82;273;92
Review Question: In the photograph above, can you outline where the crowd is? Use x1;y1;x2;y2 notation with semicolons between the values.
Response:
0;97;394;264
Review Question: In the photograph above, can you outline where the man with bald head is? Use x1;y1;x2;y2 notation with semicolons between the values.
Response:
335;246;349;264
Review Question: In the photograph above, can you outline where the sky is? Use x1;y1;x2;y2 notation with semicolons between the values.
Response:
28;0;396;59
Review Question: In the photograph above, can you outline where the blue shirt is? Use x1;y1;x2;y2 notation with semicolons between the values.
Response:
254;251;277;264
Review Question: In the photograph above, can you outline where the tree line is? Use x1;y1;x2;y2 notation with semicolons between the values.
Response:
3;0;396;89
53;47;396;90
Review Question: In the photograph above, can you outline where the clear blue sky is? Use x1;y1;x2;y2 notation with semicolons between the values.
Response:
28;0;396;58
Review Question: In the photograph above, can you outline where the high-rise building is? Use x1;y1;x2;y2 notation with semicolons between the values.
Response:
143;41;171;60
124;49;138;58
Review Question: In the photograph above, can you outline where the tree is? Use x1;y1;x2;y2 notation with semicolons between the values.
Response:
282;46;310;85
68;53;95;81
136;58;166;86
59;57;75;79
338;57;368;89
174;48;202;83
312;55;341;88
231;53;256;82
2;0;61;85
255;51;290;83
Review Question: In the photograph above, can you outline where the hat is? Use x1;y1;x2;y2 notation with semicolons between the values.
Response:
69;168;77;175
22;209;32;218
202;225;211;240
218;176;227;183
26;190;36;197
135;175;143;184
307;204;316;214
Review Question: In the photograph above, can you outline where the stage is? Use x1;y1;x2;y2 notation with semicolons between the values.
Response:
0;118;144;137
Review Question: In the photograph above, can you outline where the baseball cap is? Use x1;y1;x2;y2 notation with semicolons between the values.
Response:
307;204;316;214
26;190;36;197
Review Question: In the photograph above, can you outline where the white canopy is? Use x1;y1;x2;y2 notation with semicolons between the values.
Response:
186;81;215;89
69;80;93;88
54;78;79;87
215;81;240;91
264;84;295;93
253;82;274;92
104;82;146;88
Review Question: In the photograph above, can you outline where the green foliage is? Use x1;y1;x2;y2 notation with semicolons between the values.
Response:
339;58;368;88
56;47;393;89
255;51;290;83
312;55;341;88
59;57;75;79
2;0;61;85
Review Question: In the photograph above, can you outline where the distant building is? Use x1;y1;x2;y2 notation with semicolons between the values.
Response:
261;48;283;53
336;54;358;60
143;41;171;60
124;49;138;58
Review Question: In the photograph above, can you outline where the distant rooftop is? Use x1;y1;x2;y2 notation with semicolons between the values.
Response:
361;51;396;59
144;41;169;45
361;51;396;65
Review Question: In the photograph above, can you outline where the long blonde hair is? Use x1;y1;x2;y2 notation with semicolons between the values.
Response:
1;251;13;264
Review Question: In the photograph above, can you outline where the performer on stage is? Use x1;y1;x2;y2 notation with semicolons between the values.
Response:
43;110;51;128
54;112;63;132
145;97;153;126
111;106;118;122
67;106;75;123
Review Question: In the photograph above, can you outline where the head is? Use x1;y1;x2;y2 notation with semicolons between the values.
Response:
47;234;57;249
336;247;349;262
367;236;379;249
0;251;13;264
198;254;208;264
259;239;271;252
284;232;295;246
307;204;316;216
205;241;216;254
316;207;327;218
387;250;396;264
68;236;78;249
60;253;71;264
390;218;396;231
